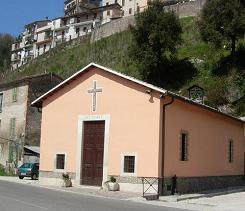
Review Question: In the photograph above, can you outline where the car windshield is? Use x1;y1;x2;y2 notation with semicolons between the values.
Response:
20;163;32;168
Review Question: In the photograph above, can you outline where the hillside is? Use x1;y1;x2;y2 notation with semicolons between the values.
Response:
2;17;245;116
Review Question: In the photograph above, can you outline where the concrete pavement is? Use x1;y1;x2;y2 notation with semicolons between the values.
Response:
1;176;245;211
0;179;188;211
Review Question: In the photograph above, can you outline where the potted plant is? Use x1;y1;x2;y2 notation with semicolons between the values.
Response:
107;176;119;191
62;173;72;187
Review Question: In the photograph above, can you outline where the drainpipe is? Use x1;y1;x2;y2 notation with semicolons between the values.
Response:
160;94;174;195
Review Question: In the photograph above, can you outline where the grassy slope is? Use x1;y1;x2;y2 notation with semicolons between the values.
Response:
3;17;244;115
4;17;227;80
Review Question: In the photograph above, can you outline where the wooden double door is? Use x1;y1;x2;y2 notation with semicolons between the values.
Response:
81;121;105;186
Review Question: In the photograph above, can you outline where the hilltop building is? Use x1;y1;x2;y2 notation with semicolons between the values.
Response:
102;0;146;22
0;74;62;170
11;0;207;70
11;2;121;70
64;0;102;16
32;63;245;195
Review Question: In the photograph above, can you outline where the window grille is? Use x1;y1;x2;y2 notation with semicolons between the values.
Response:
56;154;65;169
180;131;189;161
124;156;135;173
228;140;234;163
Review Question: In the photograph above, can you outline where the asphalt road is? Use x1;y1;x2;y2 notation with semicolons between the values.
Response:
0;180;190;211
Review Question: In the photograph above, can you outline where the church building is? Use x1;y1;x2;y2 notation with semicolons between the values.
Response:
32;63;245;195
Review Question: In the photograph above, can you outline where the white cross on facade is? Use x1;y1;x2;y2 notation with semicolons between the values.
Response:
88;81;102;112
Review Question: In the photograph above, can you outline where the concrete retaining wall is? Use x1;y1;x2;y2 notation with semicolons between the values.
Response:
90;16;136;42
164;0;206;18
91;0;206;42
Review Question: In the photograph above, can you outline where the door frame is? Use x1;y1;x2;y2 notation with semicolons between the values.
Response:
76;114;110;186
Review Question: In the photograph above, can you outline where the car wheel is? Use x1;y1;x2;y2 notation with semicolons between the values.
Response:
19;176;24;179
31;174;37;180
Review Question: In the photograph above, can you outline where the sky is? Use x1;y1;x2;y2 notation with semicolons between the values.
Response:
0;0;64;36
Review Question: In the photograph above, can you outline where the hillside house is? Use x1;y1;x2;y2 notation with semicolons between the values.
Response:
11;2;121;71
0;73;62;170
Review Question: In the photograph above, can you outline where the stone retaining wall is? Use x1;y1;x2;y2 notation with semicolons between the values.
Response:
164;0;206;18
163;175;245;195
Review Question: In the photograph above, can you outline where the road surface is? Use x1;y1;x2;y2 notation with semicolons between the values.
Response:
0;180;190;211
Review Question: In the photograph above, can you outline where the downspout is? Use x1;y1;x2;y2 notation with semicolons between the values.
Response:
161;94;174;195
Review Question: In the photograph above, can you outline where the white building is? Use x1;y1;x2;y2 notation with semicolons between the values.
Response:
11;20;50;70
102;0;147;21
11;2;121;70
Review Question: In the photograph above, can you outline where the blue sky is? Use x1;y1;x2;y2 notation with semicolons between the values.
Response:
0;0;64;36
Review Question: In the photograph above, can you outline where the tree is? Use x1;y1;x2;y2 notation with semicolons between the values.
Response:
130;0;183;87
0;33;14;72
199;0;245;59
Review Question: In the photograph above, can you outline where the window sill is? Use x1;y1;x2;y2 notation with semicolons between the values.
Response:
121;172;137;177
54;169;66;173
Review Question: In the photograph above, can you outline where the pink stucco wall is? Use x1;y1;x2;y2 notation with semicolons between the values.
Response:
164;99;244;177
39;65;244;180
40;67;162;177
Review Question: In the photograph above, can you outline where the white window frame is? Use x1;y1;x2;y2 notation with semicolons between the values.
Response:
120;152;137;177
54;152;67;172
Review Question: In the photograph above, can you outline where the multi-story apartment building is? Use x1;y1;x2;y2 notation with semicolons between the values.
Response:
0;73;62;170
11;2;121;70
11;20;51;70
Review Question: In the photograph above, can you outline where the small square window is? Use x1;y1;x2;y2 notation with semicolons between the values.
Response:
56;154;65;170
124;156;135;173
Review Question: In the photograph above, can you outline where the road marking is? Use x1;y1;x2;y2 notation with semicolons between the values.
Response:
0;195;48;210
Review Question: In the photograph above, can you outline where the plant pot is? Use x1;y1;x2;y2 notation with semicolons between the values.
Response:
108;182;119;191
63;179;72;187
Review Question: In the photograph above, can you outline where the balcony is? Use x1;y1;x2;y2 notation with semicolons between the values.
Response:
44;32;53;40
64;4;76;12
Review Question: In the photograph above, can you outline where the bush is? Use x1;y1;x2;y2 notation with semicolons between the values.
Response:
0;164;15;176
62;173;70;181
